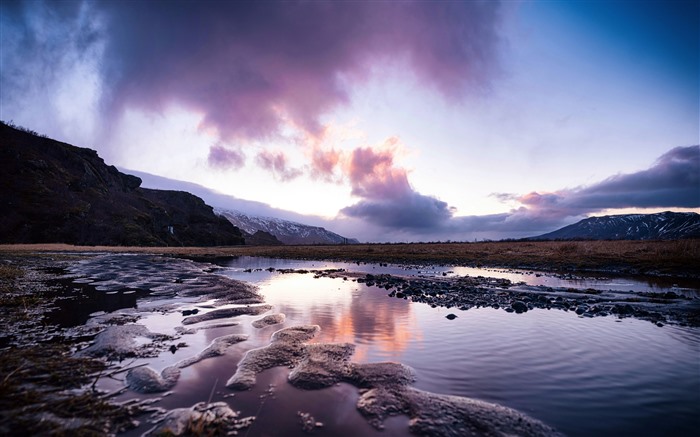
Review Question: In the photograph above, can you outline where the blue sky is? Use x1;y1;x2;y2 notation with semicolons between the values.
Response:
1;0;698;242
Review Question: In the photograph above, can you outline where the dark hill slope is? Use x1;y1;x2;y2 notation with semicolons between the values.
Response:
531;212;700;240
0;122;243;246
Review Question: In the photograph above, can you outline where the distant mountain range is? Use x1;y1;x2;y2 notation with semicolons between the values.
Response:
215;208;359;245
0;122;244;246
530;212;700;240
124;169;361;245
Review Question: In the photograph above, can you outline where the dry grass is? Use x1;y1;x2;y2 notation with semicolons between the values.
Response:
1;240;698;276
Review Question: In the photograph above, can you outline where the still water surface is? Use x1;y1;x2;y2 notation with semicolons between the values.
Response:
112;256;699;436
215;257;700;437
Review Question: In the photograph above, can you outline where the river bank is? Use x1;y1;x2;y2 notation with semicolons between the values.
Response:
2;239;699;278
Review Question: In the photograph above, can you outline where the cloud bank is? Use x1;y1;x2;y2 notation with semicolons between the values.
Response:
347;145;700;241
1;1;503;142
510;145;700;217
341;142;454;229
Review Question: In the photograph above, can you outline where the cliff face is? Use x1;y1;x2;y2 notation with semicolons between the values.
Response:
0;122;244;246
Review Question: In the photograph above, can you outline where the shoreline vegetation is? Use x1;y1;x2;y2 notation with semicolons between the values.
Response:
2;239;698;278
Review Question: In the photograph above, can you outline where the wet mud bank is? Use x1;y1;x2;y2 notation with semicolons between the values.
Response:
0;255;143;435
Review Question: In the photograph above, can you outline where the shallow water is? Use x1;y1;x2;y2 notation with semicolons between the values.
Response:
216;257;700;436
74;254;699;436
216;255;700;296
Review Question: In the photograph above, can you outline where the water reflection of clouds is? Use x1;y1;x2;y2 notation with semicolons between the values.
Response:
258;275;422;362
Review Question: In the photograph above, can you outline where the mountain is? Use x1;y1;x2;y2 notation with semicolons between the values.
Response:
215;208;359;245
530;212;700;240
123;169;363;243
241;230;284;246
0;122;244;246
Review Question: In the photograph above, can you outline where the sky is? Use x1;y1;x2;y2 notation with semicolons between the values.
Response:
1;0;698;242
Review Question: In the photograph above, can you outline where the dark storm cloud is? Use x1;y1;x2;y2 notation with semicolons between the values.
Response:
513;145;700;218
0;0;101;109
3;0;503;142
342;194;454;230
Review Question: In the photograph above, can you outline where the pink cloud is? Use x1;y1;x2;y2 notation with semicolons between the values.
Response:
256;150;302;182
309;147;342;182
346;140;412;200
93;1;503;142
340;138;454;229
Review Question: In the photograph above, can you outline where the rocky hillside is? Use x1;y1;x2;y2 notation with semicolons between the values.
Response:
531;212;700;240
0;122;244;246
241;230;284;246
215;208;358;245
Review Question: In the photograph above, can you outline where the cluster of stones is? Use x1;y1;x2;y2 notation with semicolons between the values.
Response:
357;273;683;326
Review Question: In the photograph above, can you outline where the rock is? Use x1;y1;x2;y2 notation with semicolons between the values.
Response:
298;411;324;432
511;301;528;313
0;122;245;246
445;313;457;320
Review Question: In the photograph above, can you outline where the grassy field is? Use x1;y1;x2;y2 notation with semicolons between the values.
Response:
1;239;698;277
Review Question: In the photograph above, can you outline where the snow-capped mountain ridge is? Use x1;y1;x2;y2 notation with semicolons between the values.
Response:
215;208;359;245
531;212;700;240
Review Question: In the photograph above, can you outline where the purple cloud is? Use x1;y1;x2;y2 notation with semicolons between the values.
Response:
13;0;500;143
255;150;302;182
512;145;700;218
207;144;245;170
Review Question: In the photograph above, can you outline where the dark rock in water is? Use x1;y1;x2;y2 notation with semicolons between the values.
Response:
0;122;245;246
445;313;457;320
511;301;528;313
613;304;635;315
181;309;199;317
